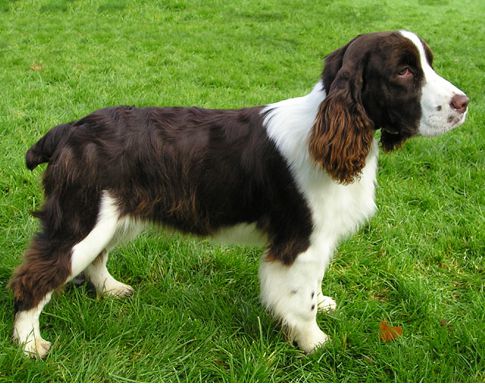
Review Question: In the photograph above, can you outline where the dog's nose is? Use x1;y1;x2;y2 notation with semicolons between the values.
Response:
450;94;469;114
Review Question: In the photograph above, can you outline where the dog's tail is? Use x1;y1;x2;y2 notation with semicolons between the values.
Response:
25;123;75;170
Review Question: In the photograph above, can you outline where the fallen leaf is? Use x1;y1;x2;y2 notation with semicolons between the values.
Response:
31;63;43;72
379;320;403;342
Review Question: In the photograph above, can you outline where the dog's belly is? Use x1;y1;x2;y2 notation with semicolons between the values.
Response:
211;223;267;246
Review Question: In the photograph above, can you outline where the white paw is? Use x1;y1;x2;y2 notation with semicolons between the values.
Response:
317;295;337;313
295;324;329;354
13;309;52;359
102;279;134;298
15;335;51;359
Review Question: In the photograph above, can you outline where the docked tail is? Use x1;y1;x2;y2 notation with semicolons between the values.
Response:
25;123;75;170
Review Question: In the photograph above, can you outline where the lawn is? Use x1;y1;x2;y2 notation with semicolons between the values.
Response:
0;0;484;382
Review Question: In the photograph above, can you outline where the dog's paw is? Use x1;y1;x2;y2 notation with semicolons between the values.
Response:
102;279;134;298
296;326;329;354
317;295;337;313
15;335;51;359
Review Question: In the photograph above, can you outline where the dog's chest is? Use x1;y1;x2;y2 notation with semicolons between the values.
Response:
211;149;378;249
301;142;378;244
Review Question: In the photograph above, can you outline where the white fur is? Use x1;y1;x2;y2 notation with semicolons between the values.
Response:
15;191;126;357
260;32;468;349
13;292;52;358
84;250;134;297
317;294;337;313
70;191;121;278
399;30;468;136
260;83;378;352
83;214;145;296
264;83;378;257
107;215;146;250
16;33;468;358
259;248;329;353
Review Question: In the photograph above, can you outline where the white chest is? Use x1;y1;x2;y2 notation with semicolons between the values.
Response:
211;142;378;249
300;141;378;248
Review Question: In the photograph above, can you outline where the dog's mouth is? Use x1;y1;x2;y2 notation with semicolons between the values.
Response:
448;112;467;128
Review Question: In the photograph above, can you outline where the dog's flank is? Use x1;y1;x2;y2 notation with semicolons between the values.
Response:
11;30;468;358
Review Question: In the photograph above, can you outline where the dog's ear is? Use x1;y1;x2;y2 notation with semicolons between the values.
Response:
321;39;355;93
309;38;375;184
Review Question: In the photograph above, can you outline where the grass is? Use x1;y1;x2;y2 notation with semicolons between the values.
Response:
0;0;484;382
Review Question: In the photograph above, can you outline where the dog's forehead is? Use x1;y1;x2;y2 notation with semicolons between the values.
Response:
345;31;417;59
399;30;425;51
398;30;433;65
356;31;431;69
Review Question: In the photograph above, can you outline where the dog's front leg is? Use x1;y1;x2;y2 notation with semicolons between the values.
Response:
259;246;330;353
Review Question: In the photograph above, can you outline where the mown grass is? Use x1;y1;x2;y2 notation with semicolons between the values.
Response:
0;0;484;382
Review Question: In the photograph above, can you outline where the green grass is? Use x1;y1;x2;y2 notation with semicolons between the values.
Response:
0;0;484;382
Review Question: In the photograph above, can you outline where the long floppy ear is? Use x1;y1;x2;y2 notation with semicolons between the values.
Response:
309;38;375;184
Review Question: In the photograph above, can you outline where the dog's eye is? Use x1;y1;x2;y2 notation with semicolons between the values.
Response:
397;67;414;78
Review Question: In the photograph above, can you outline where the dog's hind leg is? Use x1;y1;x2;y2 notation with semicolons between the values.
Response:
11;191;120;358
11;238;77;358
12;289;54;359
68;192;120;279
84;250;134;298
84;216;144;298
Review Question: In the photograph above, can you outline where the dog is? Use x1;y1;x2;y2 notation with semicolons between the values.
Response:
10;30;468;358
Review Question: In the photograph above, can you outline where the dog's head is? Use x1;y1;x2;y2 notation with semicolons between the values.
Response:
309;30;469;184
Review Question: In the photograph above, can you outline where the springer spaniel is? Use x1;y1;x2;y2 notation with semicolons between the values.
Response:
11;30;468;358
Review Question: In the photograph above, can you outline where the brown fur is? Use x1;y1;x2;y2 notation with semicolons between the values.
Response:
309;35;376;184
309;89;374;184
10;30;465;358
10;239;72;312
309;32;431;183
11;105;315;315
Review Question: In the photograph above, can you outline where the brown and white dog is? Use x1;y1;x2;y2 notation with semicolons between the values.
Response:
11;30;468;357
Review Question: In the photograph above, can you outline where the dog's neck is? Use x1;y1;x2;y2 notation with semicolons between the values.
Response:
263;81;326;170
